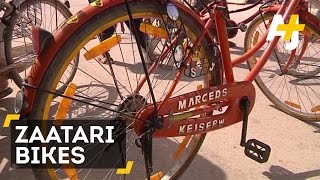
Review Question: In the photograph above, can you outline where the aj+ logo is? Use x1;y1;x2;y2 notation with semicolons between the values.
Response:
267;15;305;50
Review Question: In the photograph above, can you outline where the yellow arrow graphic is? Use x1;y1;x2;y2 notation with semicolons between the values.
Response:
3;114;20;128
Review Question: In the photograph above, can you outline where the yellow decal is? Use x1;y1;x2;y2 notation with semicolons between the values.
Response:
67;14;79;24
90;0;103;7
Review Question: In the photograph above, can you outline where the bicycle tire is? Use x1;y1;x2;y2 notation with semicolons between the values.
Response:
29;1;222;179
245;12;320;121
4;0;78;91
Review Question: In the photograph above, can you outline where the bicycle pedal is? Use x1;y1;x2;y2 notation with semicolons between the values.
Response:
244;139;271;163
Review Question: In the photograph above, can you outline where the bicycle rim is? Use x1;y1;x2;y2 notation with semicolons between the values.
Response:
30;1;221;179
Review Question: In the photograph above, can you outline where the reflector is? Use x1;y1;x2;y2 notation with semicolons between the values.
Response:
31;26;53;55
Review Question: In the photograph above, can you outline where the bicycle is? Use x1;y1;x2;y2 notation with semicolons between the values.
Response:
0;0;78;97
243;1;320;120
16;0;319;179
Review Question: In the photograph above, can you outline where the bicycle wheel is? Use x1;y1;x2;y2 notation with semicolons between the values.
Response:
4;0;79;92
30;1;222;179
245;12;320;121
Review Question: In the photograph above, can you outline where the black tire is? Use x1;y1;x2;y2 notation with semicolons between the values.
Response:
4;0;79;92
30;1;222;179
245;12;320;121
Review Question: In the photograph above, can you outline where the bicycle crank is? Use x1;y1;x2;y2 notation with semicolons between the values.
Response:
239;97;271;163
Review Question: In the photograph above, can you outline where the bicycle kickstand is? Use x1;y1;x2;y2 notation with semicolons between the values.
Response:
136;122;154;180
239;97;271;163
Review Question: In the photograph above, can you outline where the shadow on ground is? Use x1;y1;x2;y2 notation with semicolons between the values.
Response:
263;165;320;180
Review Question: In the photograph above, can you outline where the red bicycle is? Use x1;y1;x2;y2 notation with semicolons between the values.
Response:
15;0;319;179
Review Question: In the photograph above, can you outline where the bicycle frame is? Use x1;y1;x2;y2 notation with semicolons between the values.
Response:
196;0;284;40
221;0;282;26
135;0;314;137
